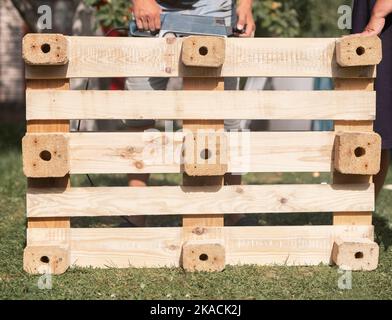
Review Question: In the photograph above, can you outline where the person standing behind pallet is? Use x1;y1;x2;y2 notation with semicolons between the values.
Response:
124;0;255;227
352;0;392;197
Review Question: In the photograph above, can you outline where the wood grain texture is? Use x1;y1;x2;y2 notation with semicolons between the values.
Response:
336;35;382;67
64;131;336;174
182;78;225;228
24;37;376;79
333;78;374;225
26;90;376;121
26;79;70;229
26;184;374;218
181;36;226;67
26;226;374;268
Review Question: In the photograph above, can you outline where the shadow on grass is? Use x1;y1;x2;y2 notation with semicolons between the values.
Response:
374;214;392;251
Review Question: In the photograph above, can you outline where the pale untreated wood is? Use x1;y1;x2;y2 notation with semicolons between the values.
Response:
182;78;225;229
66;131;335;174
22;133;70;178
26;226;374;268
23;34;68;65
24;37;376;79
26;184;374;218
332;237;379;271
334;132;381;175
24;245;70;274
182;240;225;272
26;90;376;121
26;79;70;229
333;79;374;225
181;36;226;67
336;35;382;67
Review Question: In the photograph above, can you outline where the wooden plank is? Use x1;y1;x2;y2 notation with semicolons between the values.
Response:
26;90;376;121
182;78;225;229
26;226;374;268
333;78;374;225
26;79;70;229
67;131;335;174
27;184;375;218
24;37;376;79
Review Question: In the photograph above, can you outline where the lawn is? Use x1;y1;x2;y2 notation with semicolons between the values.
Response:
1;124;391;300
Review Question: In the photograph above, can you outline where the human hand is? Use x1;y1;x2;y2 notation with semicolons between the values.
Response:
132;0;161;32
236;1;256;37
361;15;386;36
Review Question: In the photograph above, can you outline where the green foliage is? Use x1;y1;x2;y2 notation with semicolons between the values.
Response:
253;1;300;37
84;0;131;28
253;0;352;37
84;0;352;36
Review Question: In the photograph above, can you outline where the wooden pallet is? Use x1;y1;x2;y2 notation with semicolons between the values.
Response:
22;34;382;274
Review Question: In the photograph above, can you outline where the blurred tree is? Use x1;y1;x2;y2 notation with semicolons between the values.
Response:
253;0;353;37
10;0;39;32
84;0;131;28
10;0;77;33
81;0;353;36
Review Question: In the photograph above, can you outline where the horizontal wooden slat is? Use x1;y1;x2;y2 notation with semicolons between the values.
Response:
68;131;335;173
26;90;375;121
27;184;374;218
25;37;376;79
26;225;374;267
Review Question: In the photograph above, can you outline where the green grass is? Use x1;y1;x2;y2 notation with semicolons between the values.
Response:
1;124;392;300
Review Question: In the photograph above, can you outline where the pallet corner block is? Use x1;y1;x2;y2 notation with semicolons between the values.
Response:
182;240;225;272
332;238;379;271
334;132;381;175
181;36;225;68
22;133;70;178
336;35;382;67
22;33;68;65
23;245;70;275
183;131;228;176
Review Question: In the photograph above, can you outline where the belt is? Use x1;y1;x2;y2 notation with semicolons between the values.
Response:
157;0;199;9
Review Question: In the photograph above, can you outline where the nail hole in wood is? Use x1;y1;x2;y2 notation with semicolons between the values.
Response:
354;147;366;158
39;150;52;161
200;149;212;160
356;46;365;56
41;43;51;54
355;252;364;259
199;253;208;261
40;256;50;263
199;46;208;56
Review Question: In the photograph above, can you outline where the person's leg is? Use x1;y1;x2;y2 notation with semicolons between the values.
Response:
375;149;390;198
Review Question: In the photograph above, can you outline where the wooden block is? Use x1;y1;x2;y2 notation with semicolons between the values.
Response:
334;132;381;175
182;240;225;272
23;246;70;274
183;131;228;176
22;133;70;178
336;35;382;67
332;238;379;271
23;33;68;65
181;36;225;68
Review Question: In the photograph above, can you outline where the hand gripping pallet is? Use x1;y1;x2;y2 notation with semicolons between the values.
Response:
22;34;382;274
